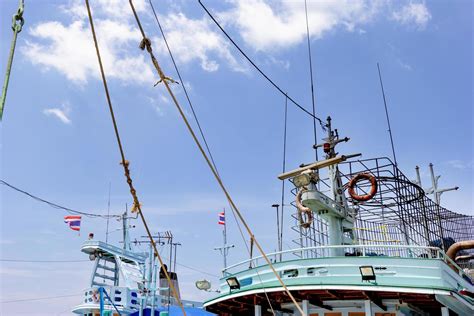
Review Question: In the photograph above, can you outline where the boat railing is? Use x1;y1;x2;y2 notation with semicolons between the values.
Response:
222;244;471;281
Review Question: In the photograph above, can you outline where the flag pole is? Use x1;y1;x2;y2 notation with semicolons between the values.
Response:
223;208;227;268
214;208;234;272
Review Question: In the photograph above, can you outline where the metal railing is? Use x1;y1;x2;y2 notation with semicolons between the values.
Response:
223;244;471;281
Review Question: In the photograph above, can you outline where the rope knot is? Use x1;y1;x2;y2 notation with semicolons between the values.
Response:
139;37;152;53
131;201;141;213
120;160;130;167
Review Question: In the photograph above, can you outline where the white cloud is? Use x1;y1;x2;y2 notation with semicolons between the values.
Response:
155;13;246;73
23;0;153;85
43;102;72;124
447;160;474;170
221;0;384;52
392;2;432;29
146;95;167;117
397;58;413;71
23;0;432;84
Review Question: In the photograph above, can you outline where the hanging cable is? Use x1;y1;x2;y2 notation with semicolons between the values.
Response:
0;179;121;219
0;259;88;263
1;294;82;304
304;0;319;161
0;0;24;121
147;4;276;311
198;0;325;132
148;0;220;177
84;2;186;314
128;1;305;314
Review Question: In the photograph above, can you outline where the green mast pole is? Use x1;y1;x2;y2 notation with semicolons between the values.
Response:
0;0;24;121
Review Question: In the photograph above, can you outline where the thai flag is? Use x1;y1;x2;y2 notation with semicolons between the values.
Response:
64;215;81;231
218;212;225;225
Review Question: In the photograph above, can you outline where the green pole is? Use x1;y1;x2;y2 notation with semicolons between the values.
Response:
0;0;24;121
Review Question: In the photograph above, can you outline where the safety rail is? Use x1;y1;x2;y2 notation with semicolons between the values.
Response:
222;244;471;281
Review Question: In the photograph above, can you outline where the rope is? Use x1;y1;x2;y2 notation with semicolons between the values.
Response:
0;179;121;219
128;1;305;314
84;1;186;314
148;0;220;177
304;0;319;160
0;0;24;121
147;4;275;311
198;0;326;132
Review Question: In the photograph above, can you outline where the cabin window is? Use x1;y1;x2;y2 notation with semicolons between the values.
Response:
282;269;298;278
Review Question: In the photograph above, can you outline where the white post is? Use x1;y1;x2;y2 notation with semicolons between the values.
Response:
441;307;449;316
364;300;372;315
302;300;310;316
255;304;262;316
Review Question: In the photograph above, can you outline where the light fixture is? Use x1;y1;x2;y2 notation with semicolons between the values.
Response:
293;173;311;188
195;280;211;291
89;253;96;261
359;265;376;281
225;277;240;290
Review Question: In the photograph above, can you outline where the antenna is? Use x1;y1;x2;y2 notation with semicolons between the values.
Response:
304;0;319;161
105;182;111;244
427;163;459;205
377;63;398;166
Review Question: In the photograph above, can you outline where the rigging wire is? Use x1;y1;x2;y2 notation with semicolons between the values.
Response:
85;1;186;314
0;179;121;219
198;0;326;132
304;0;319;161
146;5;274;308
128;2;304;314
1;294;82;304
279;94;288;260
0;0;24;120
148;0;220;178
377;62;398;167
0;259;88;263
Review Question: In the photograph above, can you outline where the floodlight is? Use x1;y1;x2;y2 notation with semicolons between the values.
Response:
195;280;211;291
89;253;96;261
359;265;376;281
293;173;311;188
225;277;240;290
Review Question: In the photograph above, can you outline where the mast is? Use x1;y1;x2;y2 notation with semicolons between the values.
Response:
122;205;130;251
214;208;234;270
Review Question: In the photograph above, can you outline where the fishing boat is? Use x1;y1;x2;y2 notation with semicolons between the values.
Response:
203;117;474;316
1;1;471;316
71;213;213;316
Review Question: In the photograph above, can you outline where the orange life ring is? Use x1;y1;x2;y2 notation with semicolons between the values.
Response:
348;173;378;202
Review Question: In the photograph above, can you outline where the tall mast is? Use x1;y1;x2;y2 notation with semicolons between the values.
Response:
214;208;234;270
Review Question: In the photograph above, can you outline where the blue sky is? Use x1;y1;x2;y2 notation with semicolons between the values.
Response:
1;0;472;315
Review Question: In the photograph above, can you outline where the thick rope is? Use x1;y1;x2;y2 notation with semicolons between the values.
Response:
84;1;187;314
0;0;24;121
128;1;305;314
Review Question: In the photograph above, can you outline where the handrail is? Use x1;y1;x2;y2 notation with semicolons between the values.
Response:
222;244;471;281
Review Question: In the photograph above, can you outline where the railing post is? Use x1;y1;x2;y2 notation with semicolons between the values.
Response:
99;287;104;316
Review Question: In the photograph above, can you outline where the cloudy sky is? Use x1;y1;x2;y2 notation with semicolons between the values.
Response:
1;0;472;315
